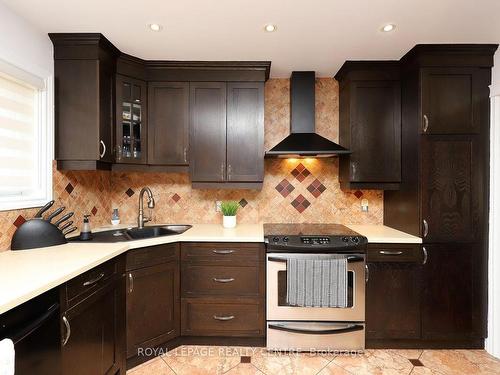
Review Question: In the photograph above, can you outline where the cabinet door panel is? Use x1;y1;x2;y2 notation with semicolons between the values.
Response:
126;261;179;358
350;80;401;183
421;68;481;134
366;261;420;339
116;75;147;164
62;282;122;375
148;82;189;165
226;82;264;181
189;82;227;181
421;135;483;243
421;244;484;340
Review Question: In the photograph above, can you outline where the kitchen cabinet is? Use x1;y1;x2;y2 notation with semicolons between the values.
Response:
148;82;189;165
50;33;119;170
421;244;484;341
189;82;227;182
125;244;180;358
421;67;483;135
226;82;264;182
190;82;264;187
115;75;147;164
60;257;125;375
335;62;401;190
421;135;483;243
180;243;265;337
366;244;421;340
383;44;496;348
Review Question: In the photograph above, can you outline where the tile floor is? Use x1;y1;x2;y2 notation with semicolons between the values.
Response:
127;346;500;375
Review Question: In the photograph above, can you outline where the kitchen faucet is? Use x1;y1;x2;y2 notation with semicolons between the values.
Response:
137;187;155;228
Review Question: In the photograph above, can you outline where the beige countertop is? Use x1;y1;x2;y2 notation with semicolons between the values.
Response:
0;223;420;314
347;224;422;244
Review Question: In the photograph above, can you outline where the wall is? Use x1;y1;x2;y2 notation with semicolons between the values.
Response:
487;48;500;359
110;79;383;225
0;78;383;251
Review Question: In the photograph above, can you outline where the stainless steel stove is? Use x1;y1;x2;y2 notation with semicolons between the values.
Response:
264;223;367;352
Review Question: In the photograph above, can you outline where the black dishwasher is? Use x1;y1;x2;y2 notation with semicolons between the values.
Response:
0;288;61;375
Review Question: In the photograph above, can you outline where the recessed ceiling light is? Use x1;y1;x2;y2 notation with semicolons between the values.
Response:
264;24;277;32
149;23;163;32
381;23;396;32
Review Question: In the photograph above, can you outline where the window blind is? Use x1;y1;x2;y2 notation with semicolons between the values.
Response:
0;72;38;198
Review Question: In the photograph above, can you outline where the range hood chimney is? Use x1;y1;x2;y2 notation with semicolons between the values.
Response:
265;71;350;158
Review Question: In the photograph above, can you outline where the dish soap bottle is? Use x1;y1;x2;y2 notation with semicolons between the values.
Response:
79;214;93;241
111;208;120;225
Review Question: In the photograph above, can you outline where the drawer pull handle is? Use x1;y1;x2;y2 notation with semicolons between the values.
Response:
213;315;235;321
83;272;105;287
213;277;235;283
379;250;403;256
422;246;428;265
62;316;71;346
212;249;234;255
128;273;134;293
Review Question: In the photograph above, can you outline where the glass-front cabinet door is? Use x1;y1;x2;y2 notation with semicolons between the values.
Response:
115;75;147;164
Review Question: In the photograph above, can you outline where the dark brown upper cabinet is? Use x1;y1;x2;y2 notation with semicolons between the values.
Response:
421;67;483;135
50;33;119;170
189;82;227;182
115;75;147;164
190;82;265;188
335;62;401;190
226;83;264;182
148;82;189;165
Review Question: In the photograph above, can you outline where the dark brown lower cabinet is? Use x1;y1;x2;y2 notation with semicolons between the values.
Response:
421;243;485;341
366;244;421;340
60;257;125;375
126;244;180;358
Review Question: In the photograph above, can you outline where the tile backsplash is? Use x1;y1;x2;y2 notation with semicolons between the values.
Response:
0;78;383;251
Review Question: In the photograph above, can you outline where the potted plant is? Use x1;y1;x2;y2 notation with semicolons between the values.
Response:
221;201;239;228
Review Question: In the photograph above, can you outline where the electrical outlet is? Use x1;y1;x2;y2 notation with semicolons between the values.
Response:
361;199;369;212
215;201;222;212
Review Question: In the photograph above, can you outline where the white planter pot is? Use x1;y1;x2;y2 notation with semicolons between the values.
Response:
223;215;237;228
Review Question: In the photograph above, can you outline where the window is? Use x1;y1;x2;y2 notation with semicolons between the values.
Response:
0;60;52;211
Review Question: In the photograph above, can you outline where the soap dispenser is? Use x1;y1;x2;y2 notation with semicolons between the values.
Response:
79;214;93;241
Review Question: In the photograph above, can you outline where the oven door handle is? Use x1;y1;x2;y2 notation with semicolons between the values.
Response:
267;255;364;263
268;323;364;335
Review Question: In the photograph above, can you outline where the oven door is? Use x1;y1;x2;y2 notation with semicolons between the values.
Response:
266;253;365;321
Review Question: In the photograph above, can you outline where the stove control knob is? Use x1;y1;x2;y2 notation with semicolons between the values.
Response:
342;236;349;243
283;236;289;243
273;237;280;242
351;236;360;244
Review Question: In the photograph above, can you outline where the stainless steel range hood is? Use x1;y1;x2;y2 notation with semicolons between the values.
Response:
265;71;350;158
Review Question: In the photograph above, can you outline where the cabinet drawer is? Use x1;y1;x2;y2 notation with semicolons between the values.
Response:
367;244;421;263
127;243;179;270
65;258;119;306
182;265;261;297
181;243;263;264
181;299;264;336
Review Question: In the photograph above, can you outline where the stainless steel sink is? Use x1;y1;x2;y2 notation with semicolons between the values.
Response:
126;225;192;239
68;224;192;243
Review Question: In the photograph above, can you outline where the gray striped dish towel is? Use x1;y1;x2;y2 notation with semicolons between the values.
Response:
286;254;348;308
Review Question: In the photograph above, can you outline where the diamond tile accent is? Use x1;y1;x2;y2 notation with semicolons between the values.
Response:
172;193;181;203
91;206;98;216
290;194;311;213
13;215;26;228
409;359;424;366
239;199;248;208
240;356;251;363
275;179;295;198
307;178;327;198
65;183;74;195
125;188;135;197
291;163;311;182
354;190;363;199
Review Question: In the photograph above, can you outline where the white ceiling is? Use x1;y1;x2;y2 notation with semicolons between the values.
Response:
2;0;500;77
